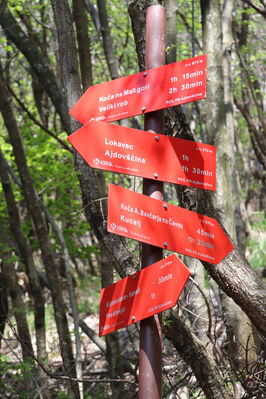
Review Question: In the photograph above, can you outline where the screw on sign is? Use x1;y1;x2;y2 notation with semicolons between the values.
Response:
99;254;190;336
67;120;216;191
107;184;234;265
69;54;207;125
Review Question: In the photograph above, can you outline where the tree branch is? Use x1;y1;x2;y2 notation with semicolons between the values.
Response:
7;84;73;153
241;0;266;18
0;7;70;131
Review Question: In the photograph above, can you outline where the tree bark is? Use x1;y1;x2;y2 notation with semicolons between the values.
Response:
129;0;162;72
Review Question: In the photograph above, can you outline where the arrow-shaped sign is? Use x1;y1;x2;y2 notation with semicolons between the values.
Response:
68;121;216;191
108;184;234;265
70;54;206;124
99;254;190;336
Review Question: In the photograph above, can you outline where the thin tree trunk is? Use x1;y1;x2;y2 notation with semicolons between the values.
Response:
0;7;70;130
164;309;234;399
2;257;35;396
200;0;235;235
42;204;83;399
96;0;121;79
200;0;256;375
73;0;93;91
184;259;212;351
0;264;8;348
165;0;177;64
222;0;246;252
0;149;49;396
0;61;79;399
101;250;126;398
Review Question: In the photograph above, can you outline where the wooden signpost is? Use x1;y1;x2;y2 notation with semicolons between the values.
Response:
68;5;234;398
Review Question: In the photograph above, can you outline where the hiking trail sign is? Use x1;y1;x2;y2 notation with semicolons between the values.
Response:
99;254;190;336
69;54;206;125
68;120;216;191
108;184;234;265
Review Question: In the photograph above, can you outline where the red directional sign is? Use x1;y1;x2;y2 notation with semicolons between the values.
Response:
68;121;216;191
70;54;206;124
108;184;234;264
99;254;190;336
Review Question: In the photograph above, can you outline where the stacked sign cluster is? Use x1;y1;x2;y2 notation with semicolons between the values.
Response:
68;54;234;336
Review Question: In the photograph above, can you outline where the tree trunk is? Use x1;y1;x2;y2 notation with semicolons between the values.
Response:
0;264;8;348
101;250;126;398
0;7;69;131
2;257;35;396
73;0;93;91
200;0;256;374
96;0;121;79
0;150;49;396
165;0;212;355
184;258;212;351
0;62;79;399
164;309;234;399
200;0;235;234
128;0;266;339
222;0;247;253
165;0;177;64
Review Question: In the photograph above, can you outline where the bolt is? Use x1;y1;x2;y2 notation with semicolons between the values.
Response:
164;203;168;209
142;106;146;112
132;316;135;322
155;136;159;142
143;72;147;77
132;275;136;279
163;242;167;248
154;173;158;179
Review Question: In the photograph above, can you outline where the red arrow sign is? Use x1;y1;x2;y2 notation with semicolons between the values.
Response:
108;184;234;264
68;121;216;191
99;254;190;336
70;54;206;124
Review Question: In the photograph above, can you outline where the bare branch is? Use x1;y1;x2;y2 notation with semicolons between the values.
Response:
7;84;73;153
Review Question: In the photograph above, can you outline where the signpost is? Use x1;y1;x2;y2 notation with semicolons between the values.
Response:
99;254;190;336
68;120;216;191
67;4;234;399
108;184;234;265
69;54;206;125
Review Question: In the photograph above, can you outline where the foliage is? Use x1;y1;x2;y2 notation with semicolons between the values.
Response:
0;355;35;398
0;0;265;398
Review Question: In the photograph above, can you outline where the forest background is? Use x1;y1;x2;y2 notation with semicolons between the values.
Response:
0;0;265;398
